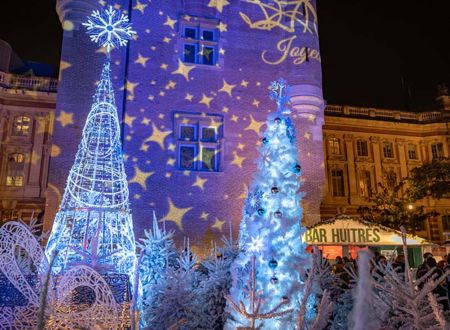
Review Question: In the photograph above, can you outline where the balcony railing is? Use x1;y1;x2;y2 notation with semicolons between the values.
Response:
0;71;58;93
325;104;446;123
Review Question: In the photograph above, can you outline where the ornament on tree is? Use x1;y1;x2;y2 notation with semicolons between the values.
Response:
274;117;282;123
294;163;302;173
271;186;279;194
257;208;266;216
274;210;282;218
262;137;269;144
269;259;278;269
271;277;279;284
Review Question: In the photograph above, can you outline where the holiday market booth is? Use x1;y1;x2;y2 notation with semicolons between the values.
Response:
303;216;434;267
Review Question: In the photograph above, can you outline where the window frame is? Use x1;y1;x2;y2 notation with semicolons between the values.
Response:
11;115;32;137
382;142;394;159
328;137;341;155
356;139;369;157
331;168;345;197
174;113;223;172
431;143;444;159
358;170;372;197
443;215;450;232
407;144;418;160
180;22;219;66
6;153;25;187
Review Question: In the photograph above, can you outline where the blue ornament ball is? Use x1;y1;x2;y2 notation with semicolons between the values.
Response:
269;259;278;269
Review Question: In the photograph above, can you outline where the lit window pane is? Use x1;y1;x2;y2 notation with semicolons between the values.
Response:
183;44;196;63
202;46;215;65
180;146;196;170
12;116;31;136
201;148;216;171
6;153;25;186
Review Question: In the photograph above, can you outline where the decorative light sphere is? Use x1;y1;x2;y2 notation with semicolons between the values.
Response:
271;276;279;284
274;210;282;218
294;163;302;173
274;117;282;124
257;208;266;216
271;186;279;194
262;137;269;144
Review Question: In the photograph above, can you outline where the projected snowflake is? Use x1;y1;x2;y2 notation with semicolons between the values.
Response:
82;6;136;52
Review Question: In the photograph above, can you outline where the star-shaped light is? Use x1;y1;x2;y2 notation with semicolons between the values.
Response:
164;16;177;29
200;212;209;220
208;0;230;13
192;175;208;190
231;114;239;123
245;115;265;135
185;93;194;102
212;218;226;231
160;198;193;231
231;151;245;168
134;53;149;67
133;0;147;14
240;80;249;87
218;79;236;97
129;165;154;190
199;93;214;108
144;123;172;150
56;110;74;127
124;113;136;127
171;59;195;81
83;6;136;52
217;22;228;32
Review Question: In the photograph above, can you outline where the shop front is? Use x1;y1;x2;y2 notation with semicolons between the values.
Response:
303;216;433;267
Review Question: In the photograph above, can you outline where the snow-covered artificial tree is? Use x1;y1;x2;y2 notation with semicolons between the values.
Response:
143;242;204;329
45;6;137;280
196;238;238;330
369;227;449;329
138;212;177;328
226;79;312;329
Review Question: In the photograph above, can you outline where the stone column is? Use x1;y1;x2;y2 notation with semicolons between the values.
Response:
396;138;408;179
25;114;45;197
344;134;358;202
370;136;383;189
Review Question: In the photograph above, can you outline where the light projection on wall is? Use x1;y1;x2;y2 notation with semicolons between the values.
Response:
239;0;321;66
45;6;137;279
48;1;323;253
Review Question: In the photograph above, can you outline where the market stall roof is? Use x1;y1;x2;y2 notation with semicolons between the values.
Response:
303;215;433;246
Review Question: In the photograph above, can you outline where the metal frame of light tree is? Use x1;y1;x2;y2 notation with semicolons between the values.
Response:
45;6;137;281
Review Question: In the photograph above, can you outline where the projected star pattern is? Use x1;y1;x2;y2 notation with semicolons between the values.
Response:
50;0;322;252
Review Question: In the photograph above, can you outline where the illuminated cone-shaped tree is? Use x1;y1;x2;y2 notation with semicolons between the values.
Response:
226;79;312;329
45;6;137;279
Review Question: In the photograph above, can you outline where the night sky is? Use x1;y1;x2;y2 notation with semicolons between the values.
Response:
0;0;448;111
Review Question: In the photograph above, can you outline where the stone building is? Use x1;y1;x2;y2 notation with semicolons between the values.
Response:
0;40;57;221
322;89;450;244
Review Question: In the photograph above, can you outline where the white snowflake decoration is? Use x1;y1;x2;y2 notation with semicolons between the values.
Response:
82;6;136;52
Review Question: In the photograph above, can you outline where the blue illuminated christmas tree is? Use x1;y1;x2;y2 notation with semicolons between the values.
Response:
45;6;137;279
226;79;313;329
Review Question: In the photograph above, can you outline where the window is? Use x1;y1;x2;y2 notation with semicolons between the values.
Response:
331;169;345;197
356;140;368;157
383;142;394;158
175;113;223;171
407;144;417;160
431;143;444;159
181;24;218;66
12;116;31;136
328;137;340;155
359;170;372;197
6;153;25;186
384;170;397;189
443;215;450;232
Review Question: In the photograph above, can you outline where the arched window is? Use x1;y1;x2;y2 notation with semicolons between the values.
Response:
12;116;31;136
6;153;25;186
328;137;340;155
